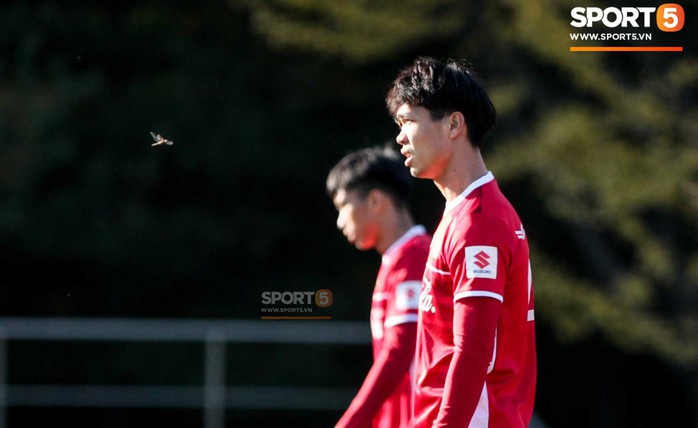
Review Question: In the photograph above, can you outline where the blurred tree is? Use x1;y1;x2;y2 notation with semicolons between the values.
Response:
240;0;463;63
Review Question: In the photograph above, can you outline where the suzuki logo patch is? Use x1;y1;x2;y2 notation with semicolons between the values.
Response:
474;251;490;268
395;281;421;310
465;246;498;279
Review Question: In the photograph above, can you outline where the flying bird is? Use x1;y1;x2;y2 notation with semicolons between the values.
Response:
150;132;173;146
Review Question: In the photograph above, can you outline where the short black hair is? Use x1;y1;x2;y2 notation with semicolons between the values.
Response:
326;145;413;207
386;56;496;146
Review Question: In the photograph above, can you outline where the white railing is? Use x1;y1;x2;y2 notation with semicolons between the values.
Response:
0;318;371;428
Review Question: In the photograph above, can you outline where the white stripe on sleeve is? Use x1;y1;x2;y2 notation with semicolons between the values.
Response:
454;290;504;303
384;314;419;328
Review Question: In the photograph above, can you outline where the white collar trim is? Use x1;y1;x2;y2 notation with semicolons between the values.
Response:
383;225;427;260
444;171;495;213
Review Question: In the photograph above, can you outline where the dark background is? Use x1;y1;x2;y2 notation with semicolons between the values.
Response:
0;0;696;426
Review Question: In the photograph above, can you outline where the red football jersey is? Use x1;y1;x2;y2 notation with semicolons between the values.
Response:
414;172;536;428
371;225;430;428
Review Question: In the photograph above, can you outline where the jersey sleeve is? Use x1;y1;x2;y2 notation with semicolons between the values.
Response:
447;214;511;303
383;243;428;328
335;321;417;428
432;296;501;427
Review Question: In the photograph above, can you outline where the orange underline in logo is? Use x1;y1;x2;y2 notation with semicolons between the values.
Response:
570;46;683;52
260;316;333;320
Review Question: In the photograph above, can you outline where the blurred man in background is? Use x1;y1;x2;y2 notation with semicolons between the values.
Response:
386;57;537;428
327;145;431;428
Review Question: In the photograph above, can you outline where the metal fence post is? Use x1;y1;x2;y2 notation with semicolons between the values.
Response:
204;329;226;428
0;334;7;428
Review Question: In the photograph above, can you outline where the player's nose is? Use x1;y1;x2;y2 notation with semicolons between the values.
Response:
395;128;408;146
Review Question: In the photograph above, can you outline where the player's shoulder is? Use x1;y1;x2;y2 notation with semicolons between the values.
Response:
440;178;526;255
479;179;519;213
449;199;521;246
394;233;431;262
470;181;521;226
407;233;432;250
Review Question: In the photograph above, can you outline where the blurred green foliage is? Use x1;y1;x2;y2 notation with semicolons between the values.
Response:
1;0;696;426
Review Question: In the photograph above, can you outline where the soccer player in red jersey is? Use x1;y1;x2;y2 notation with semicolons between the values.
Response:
327;146;431;428
386;57;537;428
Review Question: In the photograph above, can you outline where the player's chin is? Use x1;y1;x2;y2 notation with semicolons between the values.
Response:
354;240;372;251
411;164;437;180
410;166;428;179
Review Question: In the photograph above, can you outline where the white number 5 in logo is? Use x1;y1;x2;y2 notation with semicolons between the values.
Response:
657;3;684;32
315;289;333;307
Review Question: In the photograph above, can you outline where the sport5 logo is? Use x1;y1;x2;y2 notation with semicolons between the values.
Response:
261;289;333;307
571;4;684;32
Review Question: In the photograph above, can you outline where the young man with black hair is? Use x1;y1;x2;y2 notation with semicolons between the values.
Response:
386;57;536;428
327;146;431;428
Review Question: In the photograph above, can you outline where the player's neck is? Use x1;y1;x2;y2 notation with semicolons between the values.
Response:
434;146;488;203
376;210;415;255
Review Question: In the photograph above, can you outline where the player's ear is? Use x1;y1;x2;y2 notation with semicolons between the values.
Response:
367;189;386;211
447;111;466;139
